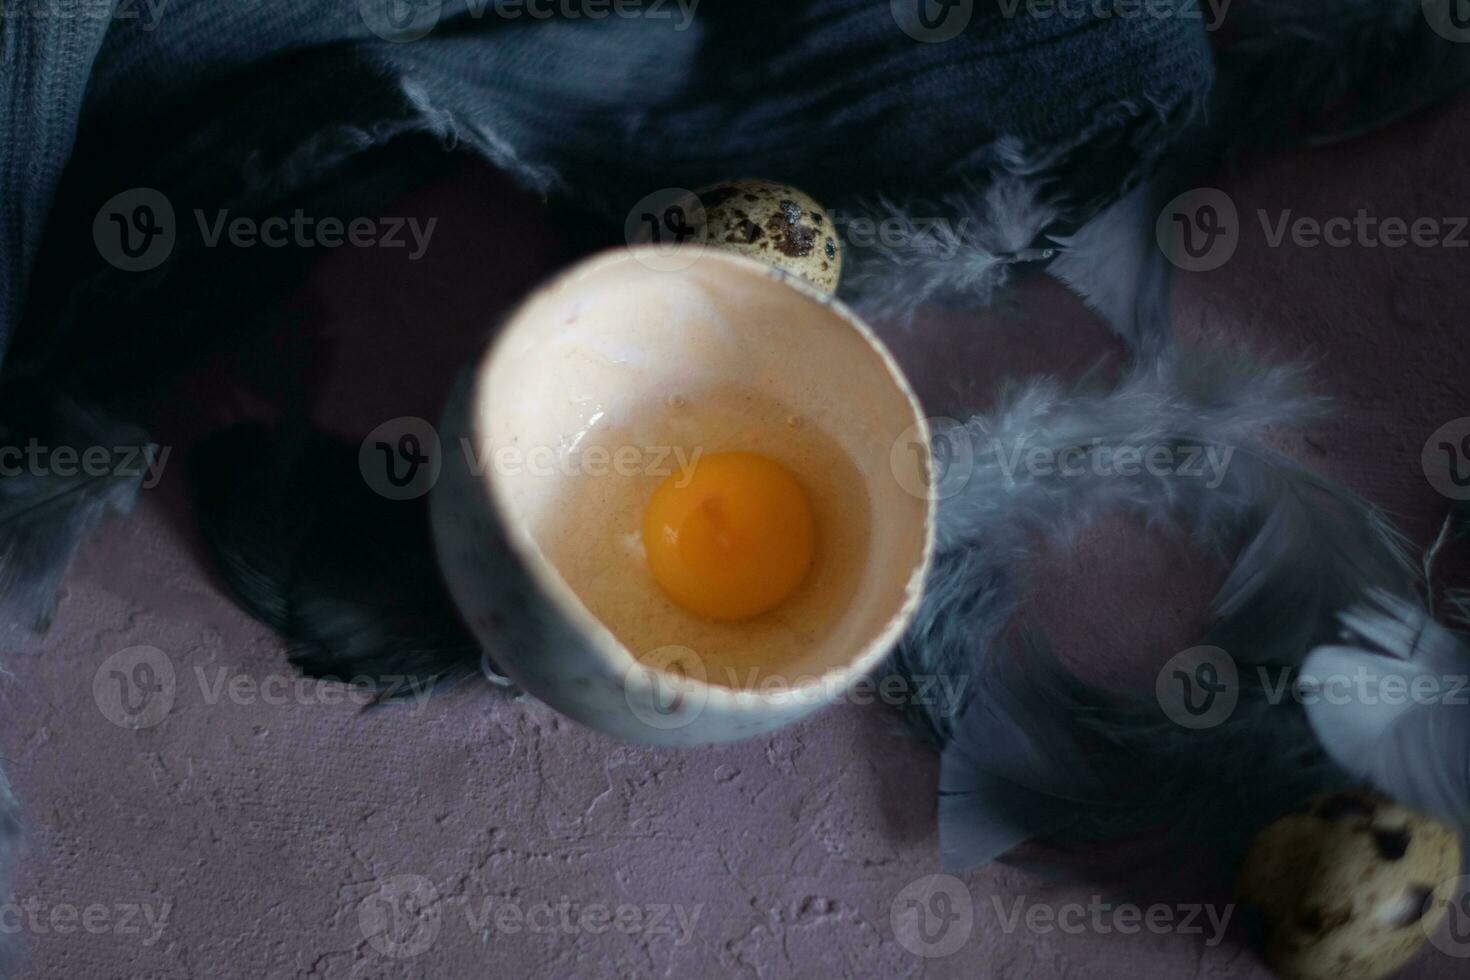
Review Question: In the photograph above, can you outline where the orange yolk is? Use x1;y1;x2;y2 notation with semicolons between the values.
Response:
642;452;816;621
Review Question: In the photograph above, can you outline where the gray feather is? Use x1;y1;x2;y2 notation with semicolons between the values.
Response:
938;642;1097;866
934;352;1322;554
840;141;1059;321
1047;180;1173;355
937;635;1349;871
893;351;1418;869
0;396;152;646
1303;593;1470;835
1207;473;1417;667
888;545;1003;749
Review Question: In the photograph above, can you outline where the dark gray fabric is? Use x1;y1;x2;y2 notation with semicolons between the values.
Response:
0;0;115;355
2;0;1215;385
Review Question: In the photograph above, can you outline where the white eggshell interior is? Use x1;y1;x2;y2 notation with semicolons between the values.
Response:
475;248;931;691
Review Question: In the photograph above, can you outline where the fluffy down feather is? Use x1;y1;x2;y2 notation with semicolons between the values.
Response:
1303;592;1470;838
841;155;1059;322
894;351;1419;869
0;394;153;647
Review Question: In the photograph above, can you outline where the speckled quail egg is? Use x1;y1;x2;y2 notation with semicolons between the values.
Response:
693;180;842;294
1236;791;1462;980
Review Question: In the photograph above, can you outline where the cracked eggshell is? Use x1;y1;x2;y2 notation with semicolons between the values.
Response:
430;245;933;746
1236;791;1462;980
694;180;842;294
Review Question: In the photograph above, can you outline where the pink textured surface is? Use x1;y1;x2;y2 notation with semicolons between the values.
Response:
1;97;1467;978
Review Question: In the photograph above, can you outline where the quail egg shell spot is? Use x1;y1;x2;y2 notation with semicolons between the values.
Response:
695;180;842;294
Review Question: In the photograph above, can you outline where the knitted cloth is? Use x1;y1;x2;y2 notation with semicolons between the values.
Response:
0;0;1214;383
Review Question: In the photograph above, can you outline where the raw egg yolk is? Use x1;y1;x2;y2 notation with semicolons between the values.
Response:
642;452;816;621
